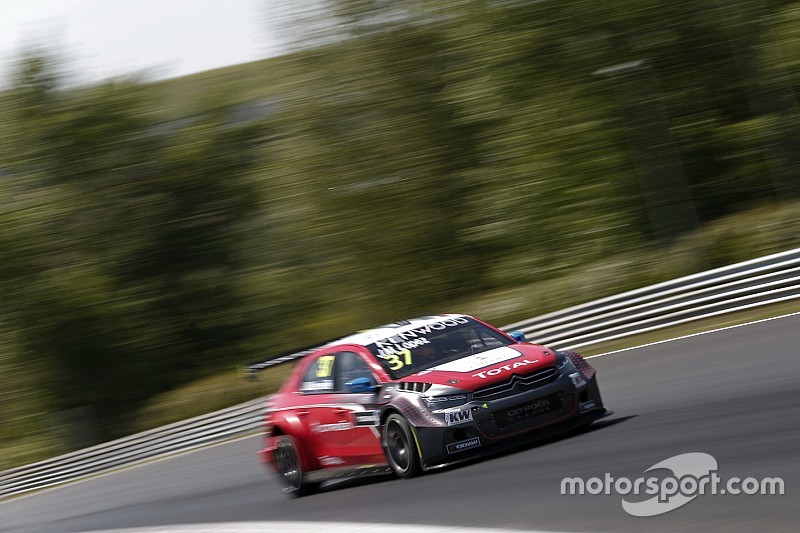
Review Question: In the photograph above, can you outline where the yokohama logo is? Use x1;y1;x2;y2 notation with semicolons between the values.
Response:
447;437;481;454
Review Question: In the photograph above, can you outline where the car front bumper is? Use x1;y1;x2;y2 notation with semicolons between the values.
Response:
414;374;605;469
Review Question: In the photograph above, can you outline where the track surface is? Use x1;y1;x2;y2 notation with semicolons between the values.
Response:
3;315;799;532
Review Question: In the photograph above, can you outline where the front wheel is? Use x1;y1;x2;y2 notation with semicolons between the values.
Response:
273;435;319;497
383;414;420;478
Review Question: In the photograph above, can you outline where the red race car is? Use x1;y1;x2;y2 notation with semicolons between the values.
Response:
254;314;607;496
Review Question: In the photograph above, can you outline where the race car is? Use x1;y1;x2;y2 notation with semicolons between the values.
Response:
254;314;607;496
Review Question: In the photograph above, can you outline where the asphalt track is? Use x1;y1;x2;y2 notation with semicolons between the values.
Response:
3;314;799;532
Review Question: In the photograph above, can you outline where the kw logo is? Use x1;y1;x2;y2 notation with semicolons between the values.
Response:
445;408;473;426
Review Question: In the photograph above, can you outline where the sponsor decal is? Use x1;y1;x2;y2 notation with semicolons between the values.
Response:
579;400;596;413
472;358;540;379
319;456;345;466
302;380;334;391
310;421;353;434
506;398;552;421
494;395;560;427
446;436;481;454
431;346;524;373
444;408;473;426
354;410;381;426
372;317;470;358
375;337;430;359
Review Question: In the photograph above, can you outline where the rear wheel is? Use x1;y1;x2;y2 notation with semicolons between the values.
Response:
383;414;420;478
273;435;319;497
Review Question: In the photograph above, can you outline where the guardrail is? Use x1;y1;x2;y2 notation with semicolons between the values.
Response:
504;247;800;349
3;248;800;499
0;398;266;499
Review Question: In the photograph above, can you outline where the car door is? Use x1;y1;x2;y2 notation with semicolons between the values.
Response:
295;352;343;465
326;350;386;466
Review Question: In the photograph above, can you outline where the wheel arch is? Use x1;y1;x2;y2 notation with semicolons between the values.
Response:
381;407;426;468
267;415;318;473
381;410;423;477
380;406;403;426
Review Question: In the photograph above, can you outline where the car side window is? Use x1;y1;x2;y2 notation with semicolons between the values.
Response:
335;351;377;392
300;354;336;394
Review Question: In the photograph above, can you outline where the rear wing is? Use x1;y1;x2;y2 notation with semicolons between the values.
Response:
239;337;341;380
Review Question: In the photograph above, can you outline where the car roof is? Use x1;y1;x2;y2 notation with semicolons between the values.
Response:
332;314;470;348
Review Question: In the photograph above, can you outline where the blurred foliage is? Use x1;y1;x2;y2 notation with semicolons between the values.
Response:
132;363;294;431
458;199;800;325
0;54;270;450
3;0;800;465
131;362;296;433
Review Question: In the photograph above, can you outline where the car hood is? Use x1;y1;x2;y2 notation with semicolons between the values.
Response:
401;344;556;391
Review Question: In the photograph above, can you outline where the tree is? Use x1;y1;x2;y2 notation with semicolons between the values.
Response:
0;53;268;437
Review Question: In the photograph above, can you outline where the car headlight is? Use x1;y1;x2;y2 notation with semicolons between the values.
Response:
557;352;578;372
423;394;468;411
557;353;586;388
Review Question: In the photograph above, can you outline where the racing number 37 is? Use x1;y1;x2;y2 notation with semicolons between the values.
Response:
385;348;412;371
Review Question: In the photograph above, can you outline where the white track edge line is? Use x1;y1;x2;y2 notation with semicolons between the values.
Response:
585;311;800;359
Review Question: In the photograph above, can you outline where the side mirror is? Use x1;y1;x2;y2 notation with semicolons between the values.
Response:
345;376;379;393
508;330;527;343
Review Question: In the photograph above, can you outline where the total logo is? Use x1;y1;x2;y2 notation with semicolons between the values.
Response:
472;359;539;379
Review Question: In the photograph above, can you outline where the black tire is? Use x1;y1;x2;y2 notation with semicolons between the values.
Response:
273;435;319;497
383;414;421;478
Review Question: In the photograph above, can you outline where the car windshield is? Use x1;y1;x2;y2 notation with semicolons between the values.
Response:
365;317;514;379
